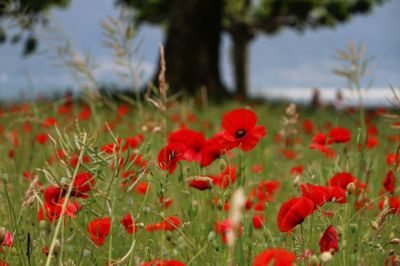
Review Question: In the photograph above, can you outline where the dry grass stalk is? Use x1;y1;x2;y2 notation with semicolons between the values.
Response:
22;175;40;208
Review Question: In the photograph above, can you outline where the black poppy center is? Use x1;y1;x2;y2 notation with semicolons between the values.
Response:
235;129;246;138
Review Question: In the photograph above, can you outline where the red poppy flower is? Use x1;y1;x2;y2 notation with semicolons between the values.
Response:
71;172;94;198
319;225;339;253
252;214;266;229
253;248;295;266
141;259;186;266
290;165;303;176
87;217;111;246
386;153;400;166
136;182;150;195
200;137;226;167
117;103;129;117
188;176;212;191
215;218;243;244
168;129;205;162
42;117;57;128
383;170;396;194
220;108;266;151
1;231;13;247
44;185;65;204
36;133;48;145
328;172;358;190
254;180;281;202
300;184;331;207
378;197;400;214
146;216;182;232
38;198;80;222
329;186;347;204
310;133;326;151
158;143;185;174
277;197;315;232
121;213;137;234
78;105;91;121
122;134;144;151
327;127;351;144
303;119;314;134
211;166;237;188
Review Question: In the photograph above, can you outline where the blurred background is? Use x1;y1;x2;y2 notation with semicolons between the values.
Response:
0;0;399;106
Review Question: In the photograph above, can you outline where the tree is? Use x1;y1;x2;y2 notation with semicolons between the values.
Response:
0;0;70;55
119;0;226;98
224;0;387;98
119;0;386;99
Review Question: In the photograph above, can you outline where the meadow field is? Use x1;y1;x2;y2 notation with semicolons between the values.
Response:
0;92;399;266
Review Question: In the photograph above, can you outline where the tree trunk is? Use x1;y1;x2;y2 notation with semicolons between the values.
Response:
230;24;254;99
155;0;227;99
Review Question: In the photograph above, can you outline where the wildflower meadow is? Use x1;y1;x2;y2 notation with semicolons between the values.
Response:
0;75;400;266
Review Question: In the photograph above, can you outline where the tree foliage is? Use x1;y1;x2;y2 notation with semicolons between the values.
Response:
119;0;387;97
0;0;70;55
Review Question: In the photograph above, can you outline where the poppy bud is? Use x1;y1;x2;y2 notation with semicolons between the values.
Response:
349;223;358;233
310;255;320;266
390;238;400;244
1;173;9;183
370;221;379;230
53;239;61;256
0;227;6;243
293;175;301;187
208;231;216;242
346;182;356;194
320;251;333;262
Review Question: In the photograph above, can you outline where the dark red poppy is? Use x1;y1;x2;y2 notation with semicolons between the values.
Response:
78;105;91;121
386;153;400;166
253;248;295;266
188;176;212;191
220;108;266;151
36;133;48;145
252;214;266;229
303;119;314;134
157;143;185;174
383;170;396;194
122;134;144;151
277;197;315;232
168;129;205;162
43;185;65;204
71;172;94;198
300;184;331;207
200;137;225;167
290;165;303;176
309;133;326;151
146;216;181;232
319;225;339;253
328;172;358;191
378;197;400;214
215;218;243;244
329;186;347;204
211;166;237;188
121;213;137;234
87;217;111;246
327;127;351;144
42;117;57;128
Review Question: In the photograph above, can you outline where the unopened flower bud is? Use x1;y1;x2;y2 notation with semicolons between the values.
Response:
346;182;356;194
219;159;227;172
320;251;333;262
310;255;320;266
370;221;379;230
53;239;61;256
390;238;400;244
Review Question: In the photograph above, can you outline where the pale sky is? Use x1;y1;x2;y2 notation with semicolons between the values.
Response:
0;0;399;100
